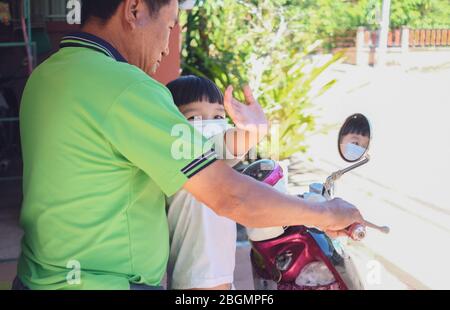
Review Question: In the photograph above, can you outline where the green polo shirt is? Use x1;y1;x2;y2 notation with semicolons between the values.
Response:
17;32;217;289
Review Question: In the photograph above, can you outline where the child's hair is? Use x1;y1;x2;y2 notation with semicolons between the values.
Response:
341;115;370;137
166;75;224;107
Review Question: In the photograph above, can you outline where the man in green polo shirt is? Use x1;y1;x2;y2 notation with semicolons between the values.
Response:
15;0;364;290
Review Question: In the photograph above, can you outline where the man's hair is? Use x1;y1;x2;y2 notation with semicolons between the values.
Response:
166;75;224;107
81;0;179;25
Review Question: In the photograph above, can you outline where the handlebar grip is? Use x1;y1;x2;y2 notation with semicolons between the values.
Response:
345;223;366;241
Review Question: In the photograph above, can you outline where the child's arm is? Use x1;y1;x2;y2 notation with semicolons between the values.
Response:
221;85;268;157
209;128;259;167
223;128;261;157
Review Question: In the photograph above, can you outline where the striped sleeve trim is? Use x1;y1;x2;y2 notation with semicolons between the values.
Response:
181;149;218;178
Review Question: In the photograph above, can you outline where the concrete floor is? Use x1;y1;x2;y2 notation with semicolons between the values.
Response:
305;60;450;289
0;179;22;290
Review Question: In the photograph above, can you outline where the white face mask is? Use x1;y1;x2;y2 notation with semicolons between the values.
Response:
189;119;231;139
343;143;367;161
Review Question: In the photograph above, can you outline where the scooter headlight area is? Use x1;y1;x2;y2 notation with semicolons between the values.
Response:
291;261;339;290
250;226;353;290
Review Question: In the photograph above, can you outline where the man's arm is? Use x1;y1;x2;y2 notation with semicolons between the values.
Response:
183;160;364;233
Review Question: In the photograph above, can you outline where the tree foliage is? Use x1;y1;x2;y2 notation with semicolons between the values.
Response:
180;0;449;159
182;0;343;159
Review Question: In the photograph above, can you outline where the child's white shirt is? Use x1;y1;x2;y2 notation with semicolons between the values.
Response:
167;132;244;289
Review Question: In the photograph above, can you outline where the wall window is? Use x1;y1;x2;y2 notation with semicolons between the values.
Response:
31;0;67;22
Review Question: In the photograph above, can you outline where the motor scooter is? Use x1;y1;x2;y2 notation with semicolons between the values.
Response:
242;114;389;290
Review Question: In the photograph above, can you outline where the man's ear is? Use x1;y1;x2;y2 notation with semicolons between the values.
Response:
122;0;149;29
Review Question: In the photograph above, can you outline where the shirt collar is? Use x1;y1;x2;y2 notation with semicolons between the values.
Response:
60;32;127;63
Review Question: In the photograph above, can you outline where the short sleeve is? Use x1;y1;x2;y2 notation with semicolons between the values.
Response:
102;80;217;196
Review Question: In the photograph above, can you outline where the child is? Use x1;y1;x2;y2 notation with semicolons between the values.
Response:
166;75;268;290
339;114;371;161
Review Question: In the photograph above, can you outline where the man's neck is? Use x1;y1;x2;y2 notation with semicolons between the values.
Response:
81;21;129;61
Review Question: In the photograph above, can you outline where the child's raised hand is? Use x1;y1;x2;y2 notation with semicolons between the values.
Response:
223;85;268;141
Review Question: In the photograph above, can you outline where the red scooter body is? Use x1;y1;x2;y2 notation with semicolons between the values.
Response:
250;226;348;290
242;159;363;290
